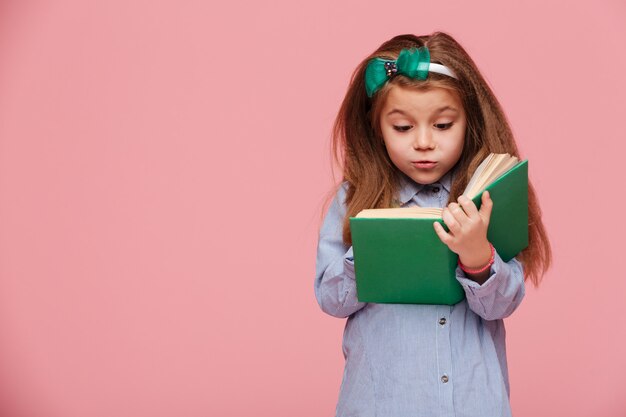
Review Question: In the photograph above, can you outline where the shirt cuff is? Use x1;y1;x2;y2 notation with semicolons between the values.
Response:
455;250;506;297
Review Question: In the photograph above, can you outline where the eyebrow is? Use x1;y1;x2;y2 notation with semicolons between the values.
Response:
385;106;459;117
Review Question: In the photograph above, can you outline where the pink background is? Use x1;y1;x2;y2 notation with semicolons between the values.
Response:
0;0;624;416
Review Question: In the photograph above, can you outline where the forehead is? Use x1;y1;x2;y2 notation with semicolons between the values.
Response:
382;85;464;116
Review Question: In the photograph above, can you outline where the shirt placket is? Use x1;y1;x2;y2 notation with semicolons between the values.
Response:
436;304;454;416
416;183;455;416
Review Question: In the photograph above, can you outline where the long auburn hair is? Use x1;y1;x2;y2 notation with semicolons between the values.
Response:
331;32;551;286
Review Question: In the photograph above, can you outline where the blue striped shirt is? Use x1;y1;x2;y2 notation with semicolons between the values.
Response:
314;170;525;417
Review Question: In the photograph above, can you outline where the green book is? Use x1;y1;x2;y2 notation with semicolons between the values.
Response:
349;155;529;305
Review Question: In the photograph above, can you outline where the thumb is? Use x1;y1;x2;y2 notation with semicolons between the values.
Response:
479;191;493;223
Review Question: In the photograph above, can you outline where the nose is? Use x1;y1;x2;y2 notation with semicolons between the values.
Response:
412;128;435;150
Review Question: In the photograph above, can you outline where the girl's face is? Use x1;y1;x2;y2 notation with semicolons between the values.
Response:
380;85;467;185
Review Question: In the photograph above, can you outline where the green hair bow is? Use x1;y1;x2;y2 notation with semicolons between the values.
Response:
364;47;432;97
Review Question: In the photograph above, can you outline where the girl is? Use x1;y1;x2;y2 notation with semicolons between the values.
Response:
315;32;551;417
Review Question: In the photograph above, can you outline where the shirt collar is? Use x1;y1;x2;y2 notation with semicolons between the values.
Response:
397;168;455;206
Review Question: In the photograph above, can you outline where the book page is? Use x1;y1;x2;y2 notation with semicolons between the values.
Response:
355;207;443;219
463;153;519;198
463;153;494;198
465;153;507;197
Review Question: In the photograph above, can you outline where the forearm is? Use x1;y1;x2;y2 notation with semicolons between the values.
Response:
315;247;366;318
314;184;367;319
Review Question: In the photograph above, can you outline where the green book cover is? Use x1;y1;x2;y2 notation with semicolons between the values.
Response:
349;160;528;305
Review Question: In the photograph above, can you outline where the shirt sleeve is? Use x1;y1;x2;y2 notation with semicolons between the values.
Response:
314;184;367;318
455;251;525;321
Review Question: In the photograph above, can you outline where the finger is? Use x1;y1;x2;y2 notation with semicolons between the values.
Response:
447;202;468;226
433;221;453;245
442;207;462;235
479;191;493;223
458;195;479;219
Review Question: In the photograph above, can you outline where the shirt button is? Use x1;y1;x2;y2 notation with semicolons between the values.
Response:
432;186;440;193
441;375;449;383
439;317;447;325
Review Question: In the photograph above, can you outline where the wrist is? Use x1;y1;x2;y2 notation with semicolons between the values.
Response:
458;242;494;274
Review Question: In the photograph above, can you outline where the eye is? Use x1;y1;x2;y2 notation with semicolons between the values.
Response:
393;125;412;132
435;122;454;130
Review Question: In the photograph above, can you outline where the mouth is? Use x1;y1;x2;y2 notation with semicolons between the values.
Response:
411;161;438;169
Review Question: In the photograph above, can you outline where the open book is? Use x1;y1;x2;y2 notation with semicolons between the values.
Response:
349;153;528;305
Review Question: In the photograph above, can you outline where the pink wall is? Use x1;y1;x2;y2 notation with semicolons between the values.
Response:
0;0;624;416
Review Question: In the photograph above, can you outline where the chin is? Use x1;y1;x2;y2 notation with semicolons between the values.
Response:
410;173;442;185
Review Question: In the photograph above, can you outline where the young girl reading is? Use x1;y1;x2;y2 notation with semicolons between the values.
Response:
315;32;551;417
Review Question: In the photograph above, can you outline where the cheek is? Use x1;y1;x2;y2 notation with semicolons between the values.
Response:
442;133;465;162
381;132;398;153
454;140;465;162
455;133;465;151
452;127;466;153
382;141;404;164
385;137;405;153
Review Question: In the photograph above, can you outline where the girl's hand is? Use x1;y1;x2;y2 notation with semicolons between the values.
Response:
433;191;493;269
